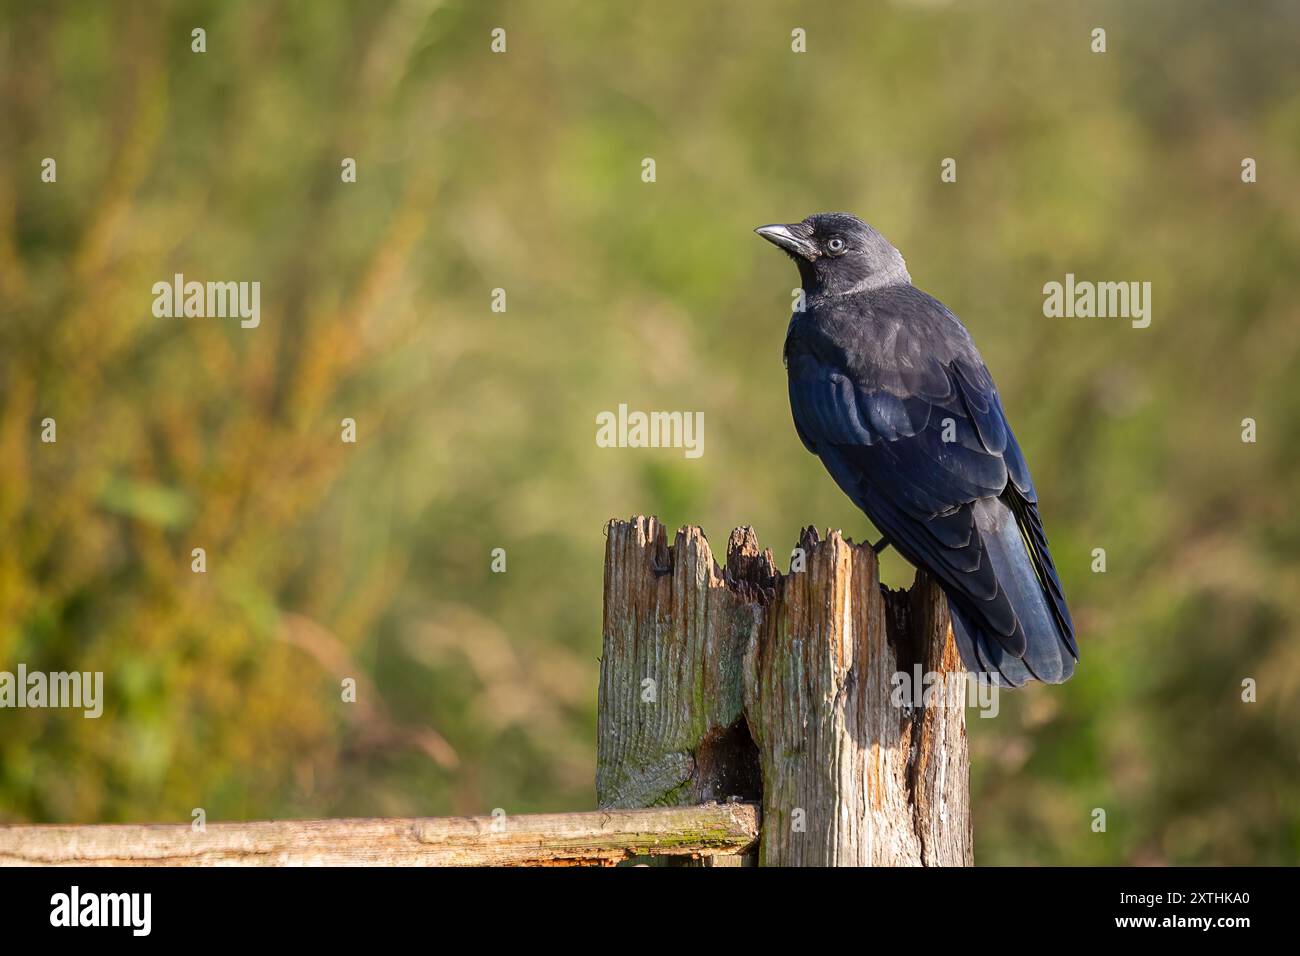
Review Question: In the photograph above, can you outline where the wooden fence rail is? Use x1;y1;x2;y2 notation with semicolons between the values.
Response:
0;803;759;867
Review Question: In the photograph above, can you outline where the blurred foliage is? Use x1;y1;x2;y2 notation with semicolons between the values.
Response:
1;0;1298;864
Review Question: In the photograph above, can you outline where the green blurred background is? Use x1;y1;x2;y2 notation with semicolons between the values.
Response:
2;0;1298;864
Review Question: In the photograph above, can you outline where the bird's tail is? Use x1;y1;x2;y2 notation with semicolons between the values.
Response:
947;496;1077;688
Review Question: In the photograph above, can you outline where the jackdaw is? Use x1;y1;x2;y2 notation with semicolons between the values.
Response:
756;212;1078;686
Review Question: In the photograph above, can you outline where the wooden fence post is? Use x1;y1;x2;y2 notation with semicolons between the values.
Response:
597;516;973;866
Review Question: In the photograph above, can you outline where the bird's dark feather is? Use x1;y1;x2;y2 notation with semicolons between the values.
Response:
785;282;1077;686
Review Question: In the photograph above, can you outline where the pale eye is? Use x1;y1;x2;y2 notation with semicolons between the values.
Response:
826;237;846;255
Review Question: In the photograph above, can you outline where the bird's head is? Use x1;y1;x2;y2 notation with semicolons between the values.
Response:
755;212;910;297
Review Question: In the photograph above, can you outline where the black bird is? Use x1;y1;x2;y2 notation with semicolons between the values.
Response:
756;212;1077;686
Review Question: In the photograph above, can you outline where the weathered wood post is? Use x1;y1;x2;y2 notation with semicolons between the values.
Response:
597;516;973;866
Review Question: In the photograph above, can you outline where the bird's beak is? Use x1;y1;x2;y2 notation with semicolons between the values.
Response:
755;223;818;262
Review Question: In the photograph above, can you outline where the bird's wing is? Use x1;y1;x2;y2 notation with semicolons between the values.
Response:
785;305;1076;685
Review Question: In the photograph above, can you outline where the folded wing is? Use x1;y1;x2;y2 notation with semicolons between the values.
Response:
786;307;1077;686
